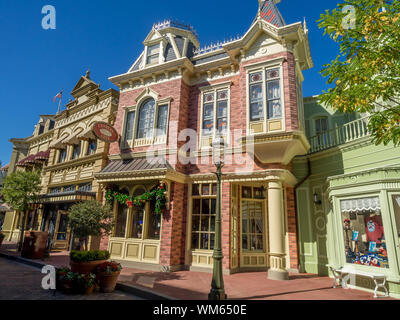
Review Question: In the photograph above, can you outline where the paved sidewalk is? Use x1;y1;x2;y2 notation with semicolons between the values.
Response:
0;258;143;300
0;241;395;300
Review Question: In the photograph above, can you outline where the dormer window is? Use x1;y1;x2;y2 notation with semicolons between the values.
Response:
38;124;45;135
146;44;160;66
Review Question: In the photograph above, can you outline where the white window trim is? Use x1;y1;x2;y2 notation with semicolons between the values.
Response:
120;96;172;149
245;60;286;136
198;82;231;150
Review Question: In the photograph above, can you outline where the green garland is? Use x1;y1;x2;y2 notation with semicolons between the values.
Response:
105;184;167;215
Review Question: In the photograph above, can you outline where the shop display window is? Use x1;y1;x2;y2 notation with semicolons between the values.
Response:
341;197;389;268
392;195;400;247
191;183;216;251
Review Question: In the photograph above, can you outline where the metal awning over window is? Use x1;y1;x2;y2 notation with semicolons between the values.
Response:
341;197;381;213
62;129;84;145
49;133;69;149
38;191;96;204
77;126;96;141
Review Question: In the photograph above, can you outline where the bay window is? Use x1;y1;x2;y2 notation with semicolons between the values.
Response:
248;66;283;133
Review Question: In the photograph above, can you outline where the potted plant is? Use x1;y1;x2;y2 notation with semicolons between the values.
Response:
77;273;97;295
96;261;122;293
57;268;78;294
70;250;110;274
0;232;5;247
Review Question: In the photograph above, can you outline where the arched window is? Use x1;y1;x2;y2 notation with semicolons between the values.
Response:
136;99;156;139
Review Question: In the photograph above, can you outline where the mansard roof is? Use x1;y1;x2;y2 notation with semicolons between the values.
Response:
257;0;286;28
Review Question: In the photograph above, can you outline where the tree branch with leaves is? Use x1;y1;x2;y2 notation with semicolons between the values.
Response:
318;0;400;145
0;170;41;251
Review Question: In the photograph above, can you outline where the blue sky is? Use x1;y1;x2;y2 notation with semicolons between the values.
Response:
0;0;341;165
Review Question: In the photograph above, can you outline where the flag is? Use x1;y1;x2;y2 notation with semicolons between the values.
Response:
53;90;63;102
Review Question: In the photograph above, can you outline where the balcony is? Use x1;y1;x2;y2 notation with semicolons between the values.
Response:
308;117;370;154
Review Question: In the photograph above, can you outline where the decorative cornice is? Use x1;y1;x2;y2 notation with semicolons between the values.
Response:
43;153;104;172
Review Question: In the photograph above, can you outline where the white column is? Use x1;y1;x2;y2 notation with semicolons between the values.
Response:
268;180;289;280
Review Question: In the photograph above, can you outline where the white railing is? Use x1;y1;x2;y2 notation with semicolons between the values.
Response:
308;117;370;153
193;35;242;56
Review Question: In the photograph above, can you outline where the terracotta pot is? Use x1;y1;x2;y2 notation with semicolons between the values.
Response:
59;280;76;294
98;271;121;293
70;260;107;274
85;285;95;296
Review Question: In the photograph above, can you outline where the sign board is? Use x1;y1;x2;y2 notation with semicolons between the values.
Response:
93;122;119;143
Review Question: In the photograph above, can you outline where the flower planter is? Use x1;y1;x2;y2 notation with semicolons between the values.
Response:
59;280;76;294
98;271;121;293
70;260;107;274
85;285;95;296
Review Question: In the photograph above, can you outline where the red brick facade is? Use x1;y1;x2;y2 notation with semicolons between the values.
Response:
102;14;310;275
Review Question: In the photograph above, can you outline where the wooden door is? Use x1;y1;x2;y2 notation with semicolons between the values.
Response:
52;210;71;251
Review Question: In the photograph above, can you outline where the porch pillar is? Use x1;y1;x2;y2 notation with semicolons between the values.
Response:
267;181;289;281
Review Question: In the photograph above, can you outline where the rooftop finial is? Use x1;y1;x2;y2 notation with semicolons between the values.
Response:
303;17;308;34
86;68;91;79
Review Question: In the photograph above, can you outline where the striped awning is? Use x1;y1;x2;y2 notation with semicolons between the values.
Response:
49;133;69;149
16;150;51;167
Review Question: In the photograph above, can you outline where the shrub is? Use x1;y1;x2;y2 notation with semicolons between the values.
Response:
70;250;110;263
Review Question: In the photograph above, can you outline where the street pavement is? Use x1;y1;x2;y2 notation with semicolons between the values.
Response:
0;258;144;300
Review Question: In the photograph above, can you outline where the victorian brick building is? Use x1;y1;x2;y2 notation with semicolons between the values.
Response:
95;0;312;280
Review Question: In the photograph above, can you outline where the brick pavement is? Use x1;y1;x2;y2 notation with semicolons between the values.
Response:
0;241;395;300
0;258;143;300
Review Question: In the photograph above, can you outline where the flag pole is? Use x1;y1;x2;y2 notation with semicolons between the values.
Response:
56;89;63;115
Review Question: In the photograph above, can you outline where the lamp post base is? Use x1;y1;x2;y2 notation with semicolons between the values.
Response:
208;289;228;300
268;268;289;281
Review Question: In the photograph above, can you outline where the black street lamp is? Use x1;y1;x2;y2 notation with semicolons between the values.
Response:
208;136;227;300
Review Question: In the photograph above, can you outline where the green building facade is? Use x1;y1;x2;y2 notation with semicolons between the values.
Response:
294;96;400;298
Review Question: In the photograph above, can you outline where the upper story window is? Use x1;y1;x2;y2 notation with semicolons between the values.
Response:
249;68;282;122
71;143;81;160
202;89;229;137
137;99;156;139
48;120;55;130
38;124;45;135
87;139;97;155
122;96;170;148
315;117;328;135
248;66;284;134
58;149;67;163
146;44;160;66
